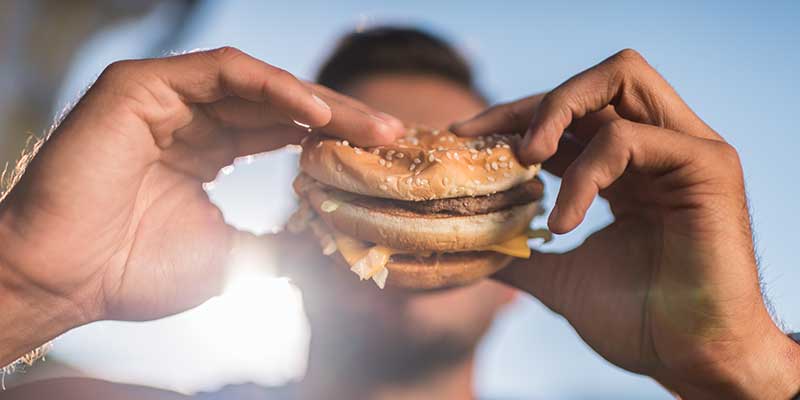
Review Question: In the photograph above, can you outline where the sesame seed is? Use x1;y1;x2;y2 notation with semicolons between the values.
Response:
405;177;413;185
414;158;422;164
432;129;440;136
387;176;396;182
437;146;445;151
354;148;362;154
410;164;416;171
335;141;342;146
446;152;453;160
387;149;395;156
499;155;508;161
443;177;450;185
315;141;323;148
386;161;393;168
471;154;478;160
486;148;493;155
448;136;455;142
396;153;405;159
428;154;436;162
342;140;349;146
379;159;386;166
379;184;388;191
416;178;423;185
336;164;343;172
491;162;499;170
421;178;429;185
453;153;460;160
469;148;478;154
372;149;380;155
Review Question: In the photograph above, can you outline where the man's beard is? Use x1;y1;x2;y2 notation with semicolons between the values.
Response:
306;309;476;387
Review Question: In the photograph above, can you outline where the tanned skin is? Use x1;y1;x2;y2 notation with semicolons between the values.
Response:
0;48;798;399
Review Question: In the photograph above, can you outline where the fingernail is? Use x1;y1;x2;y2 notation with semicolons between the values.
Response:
374;112;405;135
312;94;330;111
518;132;534;165
374;111;400;125
450;120;465;130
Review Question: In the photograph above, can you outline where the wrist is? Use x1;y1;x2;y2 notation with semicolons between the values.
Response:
668;323;800;400
0;205;89;366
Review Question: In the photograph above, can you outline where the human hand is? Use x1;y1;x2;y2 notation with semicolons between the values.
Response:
452;49;800;399
0;47;404;365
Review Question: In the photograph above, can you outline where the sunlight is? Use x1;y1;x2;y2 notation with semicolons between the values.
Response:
53;257;310;394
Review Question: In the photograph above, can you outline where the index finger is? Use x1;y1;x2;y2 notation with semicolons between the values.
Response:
519;49;721;165
150;47;332;128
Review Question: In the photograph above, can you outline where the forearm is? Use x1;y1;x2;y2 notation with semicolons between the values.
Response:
0;206;82;367
667;326;800;400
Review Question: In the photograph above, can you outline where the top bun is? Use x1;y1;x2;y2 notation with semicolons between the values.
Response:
300;127;540;201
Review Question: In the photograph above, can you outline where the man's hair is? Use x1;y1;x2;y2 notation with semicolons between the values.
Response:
316;26;480;96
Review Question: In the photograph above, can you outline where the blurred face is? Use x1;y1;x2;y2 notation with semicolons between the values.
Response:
290;74;517;385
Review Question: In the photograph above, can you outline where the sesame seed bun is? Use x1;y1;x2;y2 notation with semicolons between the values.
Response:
300;127;540;201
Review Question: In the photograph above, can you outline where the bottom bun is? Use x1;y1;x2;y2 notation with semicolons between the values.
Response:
336;251;512;290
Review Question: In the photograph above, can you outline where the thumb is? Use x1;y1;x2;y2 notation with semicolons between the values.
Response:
492;249;576;317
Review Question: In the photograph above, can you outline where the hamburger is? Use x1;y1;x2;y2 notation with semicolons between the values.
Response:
289;127;549;290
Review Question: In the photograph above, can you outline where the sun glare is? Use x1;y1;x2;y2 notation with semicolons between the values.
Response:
52;256;310;394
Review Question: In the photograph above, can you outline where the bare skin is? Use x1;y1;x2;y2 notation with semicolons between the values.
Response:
453;49;800;399
0;47;798;399
0;47;404;366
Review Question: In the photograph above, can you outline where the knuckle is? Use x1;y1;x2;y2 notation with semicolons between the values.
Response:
600;119;633;145
614;48;647;66
539;90;564;111
712;141;742;169
539;135;560;157
271;67;295;83
207;46;244;62
100;59;139;82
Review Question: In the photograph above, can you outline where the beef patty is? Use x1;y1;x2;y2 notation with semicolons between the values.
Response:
329;177;544;216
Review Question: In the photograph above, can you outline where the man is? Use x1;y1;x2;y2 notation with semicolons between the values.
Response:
1;27;799;399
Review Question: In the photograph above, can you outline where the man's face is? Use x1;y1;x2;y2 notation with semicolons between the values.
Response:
292;74;517;384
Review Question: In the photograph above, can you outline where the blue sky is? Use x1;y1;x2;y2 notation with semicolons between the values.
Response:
50;0;799;398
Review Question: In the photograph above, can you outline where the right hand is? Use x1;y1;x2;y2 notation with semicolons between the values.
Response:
0;47;404;365
452;49;800;399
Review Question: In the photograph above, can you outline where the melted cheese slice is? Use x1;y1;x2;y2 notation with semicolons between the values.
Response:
296;195;549;289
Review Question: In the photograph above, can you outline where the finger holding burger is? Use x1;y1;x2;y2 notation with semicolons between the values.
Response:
452;49;800;399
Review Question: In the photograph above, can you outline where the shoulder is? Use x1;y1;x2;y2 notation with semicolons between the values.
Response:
4;378;299;400
3;377;190;400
